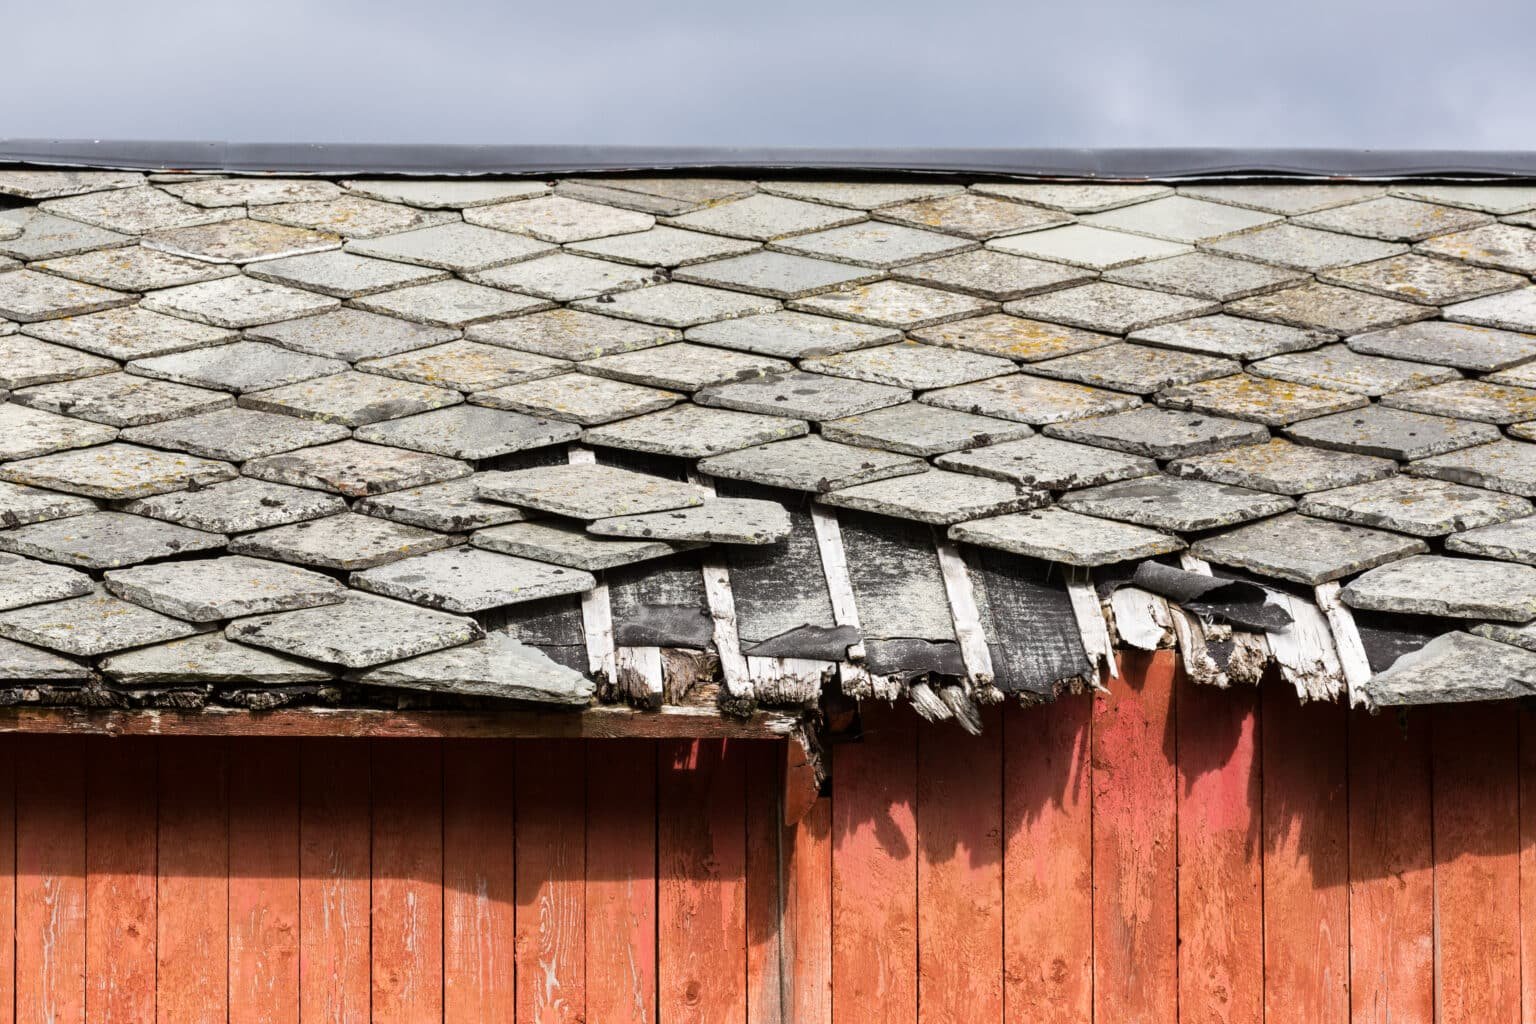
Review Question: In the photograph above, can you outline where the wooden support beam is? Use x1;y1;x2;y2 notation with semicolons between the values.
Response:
1065;566;1117;682
568;446;619;690
1314;580;1372;706
934;535;996;692
810;505;882;698
687;471;754;708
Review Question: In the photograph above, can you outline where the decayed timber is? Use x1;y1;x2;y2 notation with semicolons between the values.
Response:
810;505;883;699
1065;568;1117;683
1314;581;1372;706
1108;586;1174;651
933;535;997;695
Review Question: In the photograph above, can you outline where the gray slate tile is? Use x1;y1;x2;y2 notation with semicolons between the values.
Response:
0;587;211;656
770;222;976;268
892;248;1094;301
122;477;347;534
1409;441;1536;498
476;463;710;519
1250;344;1460;397
243;440;471;497
874;193;1070;240
240;371;462;427
228;513;457;571
582;404;808;458
245;249;448;298
1103;252;1306;301
1443;287;1536;333
100;633;333;686
1381;380;1536;424
1319;253;1523;306
0;210;131;262
0;335;117;390
910;314;1117;362
1362;632;1536;706
762;181;965;209
1343;555;1536;621
948;508;1184;566
803;340;1013;390
1349;320;1536;372
987;224;1190;270
1178;183;1384;215
1027;342;1239;394
118;407;350;461
936;435;1156;489
684;311;898;359
0;443;234;500
1191;513;1429;585
1156;374;1368;426
1416;224;1536;275
1203;223;1406;272
252;197;457;238
356;478;532;533
589;497;794;543
1226;283;1434;335
21;306;236;361
572;283;778;328
227;592;481;669
1446;516;1536;564
142;276;340;328
696;436;926;493
0;480;98;527
969;183;1172;212
0;553;94;612
1391;185;1536;215
823;402;1034;457
1060;476;1293;531
581;342;791;391
471;520;697;571
1299;476;1532;537
104;555;346;622
347;629;593;705
697;370;911;420
12;373;232;427
358;340;568;392
922;374;1140;425
162;178;344;208
664;194;864;241
32;245;238;291
352;279;552;328
346;222;555;272
463;195;653;243
0;638;89;681
672;251;880;299
1294;197;1493;242
0;511;225;570
566;226;760;267
247;309;458;362
1082;195;1280;242
1129;315;1329;361
351;546;596;613
469;372;681;426
1043;406;1269;459
42;186;238;233
0;270;131;322
353;405;581;460
1167;438;1396;495
0;170;145;200
469;253;659;301
0;404;118;462
342;179;549;208
1284;405;1500;460
128;341;345;394
1005;282;1217;334
465;308;679;361
145;219;341;264
817;469;1043;525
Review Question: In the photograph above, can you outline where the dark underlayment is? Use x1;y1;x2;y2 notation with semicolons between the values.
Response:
3;167;1536;732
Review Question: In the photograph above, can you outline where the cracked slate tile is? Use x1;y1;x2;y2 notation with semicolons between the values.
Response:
142;275;339;328
358;340;568;392
353;279;552;328
823;402;1033;458
1300;476;1532;537
583;403;808;459
769;221;976;268
228;513;457;571
948;507;1183;566
566;225;760;267
1103;251;1306;301
99;633;334;686
0;586;212;657
476;462;710;519
873;193;1070;240
471;520;697;571
571;283;778;328
128;341;346;394
1167;438;1396;495
1444;287;1536;333
1417;224;1536;276
788;280;994;329
245;249;448;298
1157;374;1367;426
465;308;679;361
761;180;964;209
469;372;681;425
1381;380;1536;424
1390;185;1536;215
243;439;471;497
923;373;1139;425
353;405;581;460
145;219;341;264
1082;195;1280;242
104;555;346;621
0;638;88;681
1061;476;1293;531
0;170;145;200
1348;320;1536;372
0;335;117;389
1226;283;1434;335
1446;516;1536;563
118;407;350;461
0;511;225;569
41;186;240;233
1342;555;1536;621
345;222;555;272
32;244;239;291
817;469;1043;525
1250;344;1460;396
0;480;97;527
590;497;796;543
351;545;596;613
240;370;462;427
356;478;532;533
0;552;94;611
581;342;791;392
1027;342;1238;394
1322;252;1524;305
21;305;236;361
695;435;926;492
664;193;864;241
969;182;1172;212
246;308;457;362
1005;282;1217;334
12;373;232;427
910;313;1116;363
1043;406;1268;459
1370;630;1536;703
470;252;660;301
0;442;234;499
1285;405;1499;460
122;477;346;534
803;340;1014;389
1191;513;1429;586
1129;314;1329;361
672;251;881;299
1410;441;1536;498
0;210;132;261
251;196;457;238
1178;183;1384;215
343;179;550;208
227;591;481;669
697;369;910;420
0;270;132;322
464;195;653;243
161;178;345;208
891;248;1095;301
936;434;1155;489
1203;223;1406;272
0;404;118;461
346;628;593;704
987;224;1191;270
684;311;898;359
1294;196;1494;242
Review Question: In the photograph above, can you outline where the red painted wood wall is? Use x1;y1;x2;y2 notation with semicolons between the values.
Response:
0;650;1530;1022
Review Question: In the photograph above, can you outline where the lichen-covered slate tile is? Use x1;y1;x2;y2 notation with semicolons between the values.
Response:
465;308;679;361
247;308;457;362
987;224;1191;270
24;308;236;364
1285;405;1498;460
0;586;212;657
123;477;346;534
0;170;145;200
1005;282;1217;334
1364;631;1536;705
1250;344;1460;396
1381;380;1536;424
0;335;118;389
1027;342;1239;394
351;545;596;613
1295;197;1493;242
788;280;994;329
936;435;1156;489
1179;183;1384;215
1358;323;1536;377
590;496;793;544
245;250;448;298
1203;223;1406;272
128;341;346;394
161;177;345;208
344;179;549;208
949;507;1183;566
823;402;1033;457
346;628;593;704
770;221;976;268
571;283;778;328
1409;441;1536;497
672;251;881;299
874;193;1071;240
664;194;864;241
471;520;695;571
581;342;791;391
1300;476;1532;537
1103;251;1306;300
1167;438;1395;495
1417;223;1536;276
1390;185;1536;215
463;195;653;243
909;313;1117;362
1443;287;1536;333
12;373;232;427
565;225;760;267
0;479;96;527
0;442;234;500
41;186;240;233
922;373;1140;425
118;407;348;461
468;372;680;426
0;270;132;322
697;369;911;420
0;637;89;681
817;469;1043;526
356;478;531;533
1447;516;1536;563
345;222;555;272
353;279;552;328
240;370;462;427
1082;195;1280;243
803;340;1014;390
145;219;341;264
582;403;807;458
476;462;709;519
892;248;1094;301
1061;476;1293;531
0;553;94;612
104;555;346;622
229;513;456;571
99;633;334;686
1191;513;1429;586
1157;374;1368;426
244;439;471;497
0;405;117;466
970;182;1172;212
0;210;131;261
142;275;339;328
469;252;660;301
358;340;568;392
1320;253;1524;305
354;405;580;460
1343;554;1536;621
251;196;457;238
0;511;225;569
761;180;963;209
1128;314;1329;360
227;591;481;669
1226;283;1434;335
696;435;926;492
684;311;897;359
1042;406;1268;459
33;245;239;293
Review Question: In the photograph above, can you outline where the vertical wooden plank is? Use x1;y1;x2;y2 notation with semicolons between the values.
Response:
1003;696;1092;1024
371;739;444;1023
86;737;157;1023
157;737;229;1024
16;734;86;1024
658;738;748;1024
299;737;371;1024
443;740;516;1024
785;792;832;1024
1349;709;1433;1024
1176;670;1263;1024
1434;702;1522;1024
831;703;918;1024
1522;707;1536;1024
228;739;301;1024
0;738;13;1024
1092;650;1178;1023
516;739;587;1024
1261;683;1349;1024
586;739;657;1024
745;741;784;1024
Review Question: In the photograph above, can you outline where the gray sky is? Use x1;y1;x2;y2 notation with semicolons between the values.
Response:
6;0;1534;147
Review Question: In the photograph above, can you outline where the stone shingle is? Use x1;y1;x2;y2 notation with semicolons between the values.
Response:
252;197;457;238
582;403;808;458
1157;374;1367;426
466;308;678;361
1028;342;1238;394
1043;406;1268;459
471;520;695;572
0;335;117;390
247;308;457;362
571;283;778;328
874;193;1070;240
566;226;759;267
228;514;457;571
227;591;481;669
1226;283;1434;335
145;219;341;264
1250;344;1460;396
1005;282;1217;334
1178;183;1384;215
817;469;1044;525
245;250;448;298
948;508;1183;566
987;224;1190;270
0;553;94;612
142;275;339;328
1285;405;1499;460
936;435;1156;490
463;195;653;243
469;372;680;426
0;210;132;262
761;181;965;210
969;183;1172;213
21;306;236;361
671;251;880;299
1445;516;1536;564
475;463;710;519
1443;287;1536;333
118;407;350;461
353;405;581;460
909;314;1116;362
0;270;131;322
127;341;345;394
0;170;145;200
1410;441;1536;498
0;638;88;681
0;404;116;462
1103;251;1306;301
345;629;592;705
923;373;1139;425
891;248;1094;301
1299;476;1532;537
697;370;910;421
1347;321;1536;372
122;477;347;534
1342;555;1536;621
1191;513;1429;586
0;443;234;500
1204;223;1406;272
0;511;225;570
1060;476;1293;531
1167;438;1395;495
1319;253;1524;305
345;222;555;272
32;245;238;291
104;555;346;621
12;373;232;427
342;179;549;208
1294;197;1493;242
100;634;333;686
1416;224;1536;275
243;440;471;497
0;587;211;657
789;281;995;329
695;436;926;492
1083;195;1280;242
356;478;531;533
821;401;1031;457
1390;185;1536;215
352;279;551;328
162;178;345;208
470;253;659;302
663;194;864;241
581;342;791;391
351;546;596;613
0;479;98;526
589;497;794;544
685;311;898;359
1381;380;1536;424
358;339;568;392
42;186;238;233
770;222;976;268
1129;314;1329;361
802;340;1015;389
240;371;461;427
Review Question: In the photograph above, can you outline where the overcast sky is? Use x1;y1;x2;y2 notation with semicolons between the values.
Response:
5;0;1533;148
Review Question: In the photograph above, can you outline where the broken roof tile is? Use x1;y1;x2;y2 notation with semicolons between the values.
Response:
0;269;132;322
1285;404;1498;460
1299;476;1532;536
770;221;976;268
922;372;1139;425
0;210;133;262
581;403;808;458
245;249;448;298
12;373;233;427
581;342;791;392
128;341;345;394
1204;223;1406;272
571;282;778;328
145;219;341;264
228;513;456;571
0;479;98;526
802;340;1014;390
590;497;794;544
240;370;461;427
118;406;349;461
476;462;710;519
1005;282;1217;334
0;586;211;657
1191;513;1429;586
243;439;470;497
466;307;678;361
874;193;1070;240
469;372;681;425
142;275;339;328
463;195;653;243
1167;438;1395;495
1043;406;1269;459
1410;440;1536;498
936;434;1156;490
1227;282;1435;335
1083;195;1280;242
949;507;1183;566
1060;476;1293;531
1445;516;1536;563
252;196;457;237
0;170;145;200
1343;554;1536;621
987;224;1191;270
697;369;911;420
352;405;580;460
1103;251;1306;301
817;469;1043;525
822;402;1033;457
122;477;346;534
247;308;457;362
470;252;659;301
345;221;555;272
1320;252;1524;305
1028;342;1239;394
351;545;595;613
696;435;926;492
1294;196;1494;242
0;443;234;500
104;555;346;622
227;591;480;668
0;511;225;570
910;313;1117;362
1156;373;1367;426
471;520;696;571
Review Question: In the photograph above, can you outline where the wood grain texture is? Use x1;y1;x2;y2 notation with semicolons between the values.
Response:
298;738;371;1024
228;740;301;1024
745;741;784;1024
0;739;12;1024
785;795;833;1024
371;740;444;1023
515;739;587;1024
157;737;229;1024
1522;708;1536;1024
443;740;516;1024
1092;651;1179;1024
86;737;157;1024
1003;696;1093;1024
586;739;658;1024
1176;670;1262;1024
15;734;86;1024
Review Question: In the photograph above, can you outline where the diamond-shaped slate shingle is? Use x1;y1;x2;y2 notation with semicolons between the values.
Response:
1157;374;1368;426
697;370;910;421
0;511;226;570
566;225;760;267
822;402;1033;458
571;283;778;329
911;314;1116;363
1104;252;1306;301
1128;315;1329;361
246;249;448;298
581;404;808;459
0;553;94;612
0;638;89;681
936;435;1157;490
1444;287;1536;333
685;311;897;359
1417;224;1536;276
949;508;1184;566
1178;183;1383;215
892;248;1094;301
128;341;346;394
343;179;549;208
1226;283;1435;335
33;245;238;291
922;373;1140;425
874;193;1071;240
346;630;594;705
1250;344;1460;397
470;372;681;426
466;308;679;361
357;478;531;533
1083;195;1281;242
350;546;596;613
802;340;1014;390
464;195;654;243
1319;252;1523;306
1005;283;1218;334
122;477;347;534
471;252;660;302
228;513;458;571
1284;405;1500;460
243;440;471;498
761;181;964;210
1409;441;1536;498
1191;513;1429;585
1294;196;1494;242
99;633;334;686
663;194;864;241
22;306;236;361
142;275;340;328
103;555;346;621
0;211;131;262
1167;438;1395;495
0;443;235;500
588;498;793;544
352;279;552;328
987;224;1190;270
0;170;145;200
0;480;97;527
672;251;881;299
1028;343;1239;394
0;404;119;463
145;219;341;264
1445;516;1536;564
1043;406;1269;459
476;463;710;519
1347;321;1536;372
42;186;237;233
248;308;457;362
226;591;482;669
1299;476;1532;537
118;407;350;461
0;269;131;322
1060;477;1293;531
0;335;117;390
358;339;568;392
12;373;233;428
471;520;697;572
970;182;1172;213
353;405;581;460
817;469;1044;525
1204;223;1406;272
581;342;791;392
252;196;457;238
696;436;927;493
1381;380;1536;424
1342;554;1536;621
0;587;211;657
240;371;462;427
345;222;555;272
163;177;344;208
771;221;976;269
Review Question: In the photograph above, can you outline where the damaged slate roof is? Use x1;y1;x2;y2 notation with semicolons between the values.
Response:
4;166;1536;725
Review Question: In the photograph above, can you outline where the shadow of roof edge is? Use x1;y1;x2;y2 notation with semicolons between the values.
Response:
5;140;1536;180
